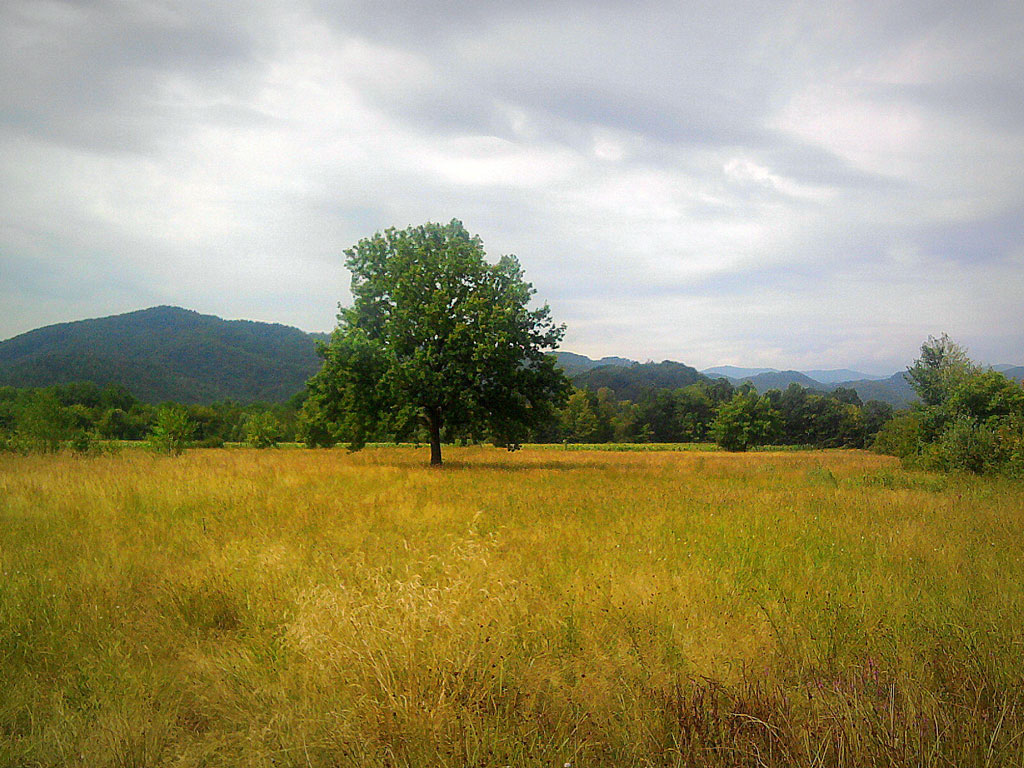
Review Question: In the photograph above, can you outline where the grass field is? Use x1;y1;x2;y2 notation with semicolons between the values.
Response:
1;446;1023;766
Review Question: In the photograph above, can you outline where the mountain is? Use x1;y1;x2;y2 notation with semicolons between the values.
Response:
704;365;883;384
742;370;825;392
802;369;885;383
999;366;1024;383
1;307;978;409
735;369;915;408
572;360;705;401
554;351;636;377
835;372;917;408
702;365;777;379
0;306;323;404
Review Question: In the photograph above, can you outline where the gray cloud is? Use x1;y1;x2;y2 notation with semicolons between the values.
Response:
2;0;1023;373
0;0;270;154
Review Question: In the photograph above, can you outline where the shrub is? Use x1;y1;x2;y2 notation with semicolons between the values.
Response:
872;412;923;460
875;336;1024;477
244;412;282;449
921;415;999;474
711;392;781;452
147;406;195;456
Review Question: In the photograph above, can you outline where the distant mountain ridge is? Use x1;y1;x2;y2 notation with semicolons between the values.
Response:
553;351;637;377
4;309;1014;408
702;365;886;384
562;353;918;406
0;306;322;404
701;365;777;379
998;366;1024;383
739;370;824;391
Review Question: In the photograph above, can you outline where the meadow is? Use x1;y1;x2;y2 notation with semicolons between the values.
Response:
1;446;1022;766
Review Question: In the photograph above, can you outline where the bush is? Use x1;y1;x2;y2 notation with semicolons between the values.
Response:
67;429;97;454
147;406;195;456
875;336;1024;477
711;392;780;452
244;412;282;448
920;415;1000;474
872;412;923;460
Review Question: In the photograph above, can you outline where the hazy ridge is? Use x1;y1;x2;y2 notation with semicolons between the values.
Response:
3;307;1016;407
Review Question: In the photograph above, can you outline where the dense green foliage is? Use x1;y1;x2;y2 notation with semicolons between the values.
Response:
146;405;196;456
0;306;321;403
710;391;782;451
1;370;895;457
874;335;1024;476
302;220;569;464
552;379;893;450
243;411;283;448
570;360;705;401
0;382;302;453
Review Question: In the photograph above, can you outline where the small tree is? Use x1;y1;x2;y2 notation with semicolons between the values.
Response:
877;335;1024;475
560;390;601;443
147;405;195;455
244;411;282;448
711;392;781;452
906;334;976;408
303;220;570;465
17;390;73;453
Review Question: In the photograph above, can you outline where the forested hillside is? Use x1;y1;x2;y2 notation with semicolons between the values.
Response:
0;307;321;404
564;357;916;408
1001;366;1024;383
1;307;973;409
552;352;636;377
570;360;706;401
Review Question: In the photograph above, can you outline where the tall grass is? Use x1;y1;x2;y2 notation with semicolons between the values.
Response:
1;446;1022;766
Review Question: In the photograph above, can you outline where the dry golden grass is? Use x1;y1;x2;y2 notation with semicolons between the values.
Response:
1;446;1023;766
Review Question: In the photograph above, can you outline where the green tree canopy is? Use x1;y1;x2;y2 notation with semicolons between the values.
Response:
147;405;196;456
906;333;976;408
244;411;282;448
302;220;570;465
876;335;1024;476
710;391;781;452
560;390;602;443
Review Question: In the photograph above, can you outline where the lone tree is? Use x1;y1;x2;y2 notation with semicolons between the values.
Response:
302;220;570;465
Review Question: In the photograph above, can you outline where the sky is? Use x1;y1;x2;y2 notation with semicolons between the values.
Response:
2;0;1023;375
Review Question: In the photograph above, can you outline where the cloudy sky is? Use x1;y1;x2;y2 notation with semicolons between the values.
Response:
2;0;1022;373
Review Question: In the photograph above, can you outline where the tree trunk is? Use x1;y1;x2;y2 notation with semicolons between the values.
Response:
427;408;443;466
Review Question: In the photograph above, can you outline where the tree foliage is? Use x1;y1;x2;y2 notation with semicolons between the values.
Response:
874;335;1024;476
244;411;282;448
147;405;196;456
302;220;570;464
710;391;781;451
905;333;975;408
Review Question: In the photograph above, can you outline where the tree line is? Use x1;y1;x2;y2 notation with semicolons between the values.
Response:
550;380;893;449
0;382;301;454
0;375;894;455
5;341;1022;474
